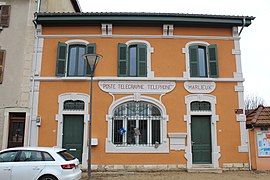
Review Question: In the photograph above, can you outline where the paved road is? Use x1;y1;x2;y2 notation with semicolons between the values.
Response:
81;171;270;180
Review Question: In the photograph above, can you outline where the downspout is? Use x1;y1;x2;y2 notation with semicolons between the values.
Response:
238;17;246;36
36;0;41;13
28;2;40;146
247;128;252;170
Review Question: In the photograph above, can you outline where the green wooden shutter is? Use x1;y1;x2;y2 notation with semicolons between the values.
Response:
0;5;11;27
118;43;128;77
85;43;96;76
208;44;218;78
189;45;199;77
137;44;147;77
0;49;6;84
56;42;67;77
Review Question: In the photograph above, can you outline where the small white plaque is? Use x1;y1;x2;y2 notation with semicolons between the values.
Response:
99;81;176;94
184;82;216;93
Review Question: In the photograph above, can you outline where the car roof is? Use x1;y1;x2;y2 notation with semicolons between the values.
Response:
0;146;66;153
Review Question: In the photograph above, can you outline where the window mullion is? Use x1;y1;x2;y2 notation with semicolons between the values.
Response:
75;46;79;76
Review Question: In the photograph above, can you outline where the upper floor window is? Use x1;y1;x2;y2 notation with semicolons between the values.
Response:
56;42;96;77
0;48;6;84
118;43;147;77
0;5;11;28
189;44;218;78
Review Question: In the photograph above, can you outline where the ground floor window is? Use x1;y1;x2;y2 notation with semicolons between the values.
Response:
112;101;162;146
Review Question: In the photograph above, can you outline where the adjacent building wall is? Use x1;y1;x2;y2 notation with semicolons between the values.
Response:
0;0;78;150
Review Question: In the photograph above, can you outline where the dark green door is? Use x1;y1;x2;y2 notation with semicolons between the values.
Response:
191;116;212;164
63;115;84;162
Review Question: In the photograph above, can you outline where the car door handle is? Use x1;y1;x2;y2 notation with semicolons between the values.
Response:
33;167;40;170
3;167;11;171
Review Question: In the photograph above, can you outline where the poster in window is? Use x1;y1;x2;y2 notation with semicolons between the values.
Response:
257;131;270;157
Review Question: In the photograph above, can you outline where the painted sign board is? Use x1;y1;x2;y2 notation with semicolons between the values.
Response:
257;131;270;157
99;81;176;94
184;82;216;93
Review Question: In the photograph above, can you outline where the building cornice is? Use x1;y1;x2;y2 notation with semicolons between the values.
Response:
35;12;255;27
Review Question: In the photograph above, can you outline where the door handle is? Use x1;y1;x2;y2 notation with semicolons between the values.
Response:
3;167;11;171
33;167;40;170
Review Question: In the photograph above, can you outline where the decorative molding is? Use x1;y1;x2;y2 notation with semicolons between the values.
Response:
99;81;176;94
65;39;89;45
235;84;244;92
37;34;237;41
101;24;112;37
163;24;174;37
232;49;241;55
168;133;187;151
184;82;216;94
33;76;245;82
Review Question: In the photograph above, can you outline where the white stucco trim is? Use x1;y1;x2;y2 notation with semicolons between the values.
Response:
232;27;248;152
184;94;220;169
56;93;90;169
34;76;245;82
38;34;237;41
2;108;29;149
125;40;155;78
182;41;210;78
105;95;169;153
65;39;89;45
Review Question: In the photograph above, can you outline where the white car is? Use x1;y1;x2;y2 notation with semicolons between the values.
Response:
0;147;81;180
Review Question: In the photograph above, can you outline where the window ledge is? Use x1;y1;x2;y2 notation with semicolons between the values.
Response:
105;139;169;153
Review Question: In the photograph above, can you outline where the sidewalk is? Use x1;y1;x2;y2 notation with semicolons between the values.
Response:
81;171;270;180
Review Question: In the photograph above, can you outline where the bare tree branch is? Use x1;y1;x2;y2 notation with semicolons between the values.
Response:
245;94;265;110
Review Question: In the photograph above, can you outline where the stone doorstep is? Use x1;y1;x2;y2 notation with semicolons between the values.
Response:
187;168;223;173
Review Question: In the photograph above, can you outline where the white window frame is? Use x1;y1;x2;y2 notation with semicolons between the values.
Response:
64;39;89;77
112;102;162;146
106;95;169;153
182;41;210;79
125;40;155;78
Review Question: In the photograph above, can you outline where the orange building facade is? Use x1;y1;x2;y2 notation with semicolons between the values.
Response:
31;13;254;171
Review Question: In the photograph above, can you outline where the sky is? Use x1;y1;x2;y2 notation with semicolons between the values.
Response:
78;0;270;105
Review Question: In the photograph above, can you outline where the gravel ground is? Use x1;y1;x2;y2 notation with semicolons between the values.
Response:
81;171;270;180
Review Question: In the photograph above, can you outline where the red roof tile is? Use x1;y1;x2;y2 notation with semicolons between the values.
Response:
246;105;270;128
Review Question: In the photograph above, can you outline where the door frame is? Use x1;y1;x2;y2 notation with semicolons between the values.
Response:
2;108;29;149
184;94;220;169
56;93;89;169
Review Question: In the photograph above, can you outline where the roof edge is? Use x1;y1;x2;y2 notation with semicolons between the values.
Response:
35;12;255;27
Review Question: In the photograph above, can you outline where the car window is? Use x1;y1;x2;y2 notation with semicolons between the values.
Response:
57;150;75;161
18;150;43;162
0;151;18;162
43;152;55;161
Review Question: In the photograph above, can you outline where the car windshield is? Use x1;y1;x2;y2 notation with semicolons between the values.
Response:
57;150;75;161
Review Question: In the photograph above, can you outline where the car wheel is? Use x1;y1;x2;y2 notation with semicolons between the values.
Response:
39;175;58;180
